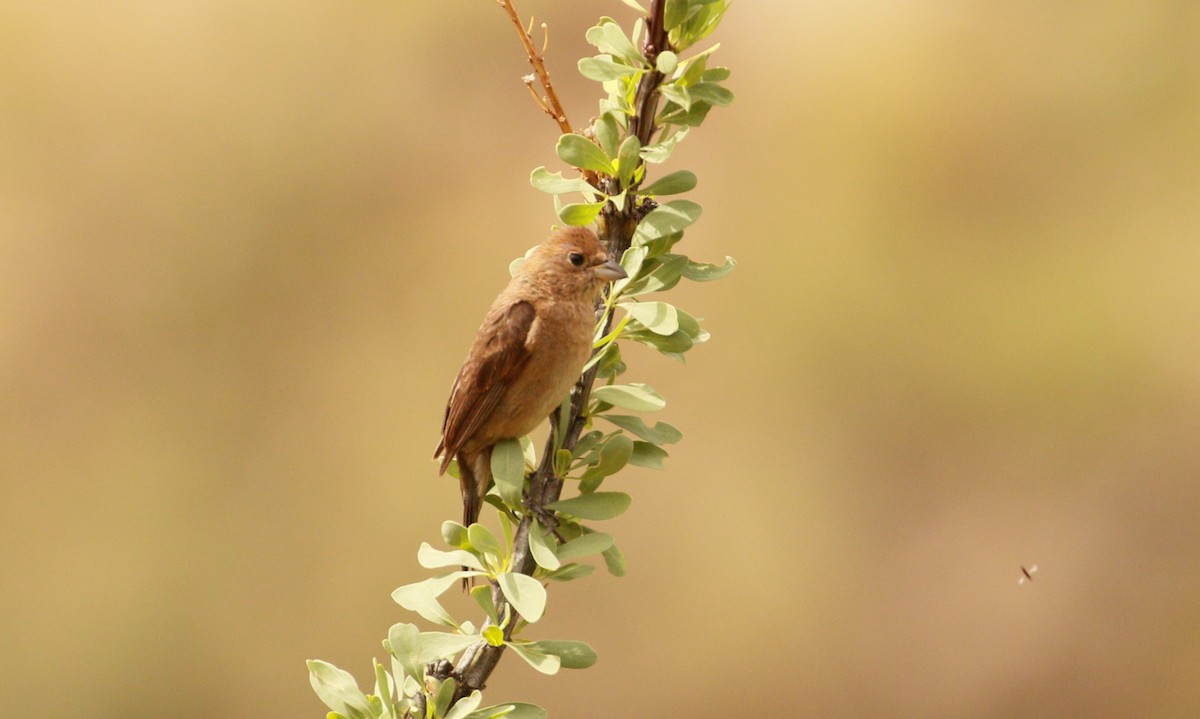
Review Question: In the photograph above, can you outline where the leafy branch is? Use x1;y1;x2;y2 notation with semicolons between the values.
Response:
308;2;733;718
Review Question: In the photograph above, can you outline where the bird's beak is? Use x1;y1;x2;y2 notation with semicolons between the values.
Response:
592;259;627;282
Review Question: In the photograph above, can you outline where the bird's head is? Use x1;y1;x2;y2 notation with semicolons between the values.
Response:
521;226;627;299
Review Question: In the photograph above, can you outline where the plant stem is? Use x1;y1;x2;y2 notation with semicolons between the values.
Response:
442;0;672;708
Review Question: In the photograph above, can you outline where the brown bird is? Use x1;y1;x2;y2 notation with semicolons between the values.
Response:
435;226;627;530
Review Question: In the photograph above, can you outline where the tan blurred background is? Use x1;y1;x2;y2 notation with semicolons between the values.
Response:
3;2;1199;717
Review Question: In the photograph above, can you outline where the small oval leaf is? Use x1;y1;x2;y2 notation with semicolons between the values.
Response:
546;492;632;521
497;572;547;623
591;383;666;412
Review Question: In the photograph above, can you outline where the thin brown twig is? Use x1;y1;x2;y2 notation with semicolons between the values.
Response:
496;0;573;135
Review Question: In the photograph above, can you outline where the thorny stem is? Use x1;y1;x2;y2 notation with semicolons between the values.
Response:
435;0;673;710
496;0;573;135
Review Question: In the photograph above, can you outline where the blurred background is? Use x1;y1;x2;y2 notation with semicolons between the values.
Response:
3;2;1198;717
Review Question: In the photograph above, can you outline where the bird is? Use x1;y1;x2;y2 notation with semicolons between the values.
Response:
434;226;627;532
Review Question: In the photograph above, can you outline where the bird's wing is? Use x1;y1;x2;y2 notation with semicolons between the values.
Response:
435;299;535;473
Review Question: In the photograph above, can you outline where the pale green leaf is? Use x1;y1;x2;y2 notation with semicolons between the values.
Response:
578;433;634;481
546;492;632;521
463;702;548;719
445;691;484;719
616;135;641;189
307;660;371;716
632;200;702;244
620;301;679;335
543;563;595;582
591;383;666;412
601;415;683;444
441;521;470;549
522;640;598;669
528;525;561;570
417;632;481;664
630;441;669;469
578;56;638;81
506;643;561;675
384;623;421;683
496;572;547;623
638;169;697;196
417;542;484;571
602;543;627;576
682;255;736;281
467;524;505;562
556;133;615;174
490;437;525;509
555;532;614;562
530;167;597;196
585;21;642;65
593;113;620;159
391;575;467;628
557;201;605;226
640;127;689;163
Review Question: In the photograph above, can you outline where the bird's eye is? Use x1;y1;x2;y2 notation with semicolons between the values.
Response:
568;252;585;267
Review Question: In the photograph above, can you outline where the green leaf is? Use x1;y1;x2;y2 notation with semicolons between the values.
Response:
555;531;614;561
594;113;620;159
418;542;484;571
602;543;627;577
529;167;597;196
571;430;604;461
543;563;595;582
625;328;694;357
417;632;480;664
467;524;505;563
471;584;499;625
601;415;683;445
434;677;457;719
702;66;731;82
630;441;669;469
308;660;372;717
556;133;615;174
638;169;697;196
618;0;647;12
591;383;666;412
522;640;599;669
683;255;736;281
384;623;422;683
578;433;634;482
528;525;561;570
621;253;689;296
578;56;639;81
659;82;691;111
546;492;632;521
506;642;561;675
557;201;605;226
496;572;547;623
640;127;689;163
391;575;466;627
614;245;647;293
633;200;702;244
441;521;470;549
620;301;679;335
689;81;735;106
663;0;688;31
584;20;642;65
445;691;484;719
616;135;641;189
463;702;548;719
490;437;525;509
